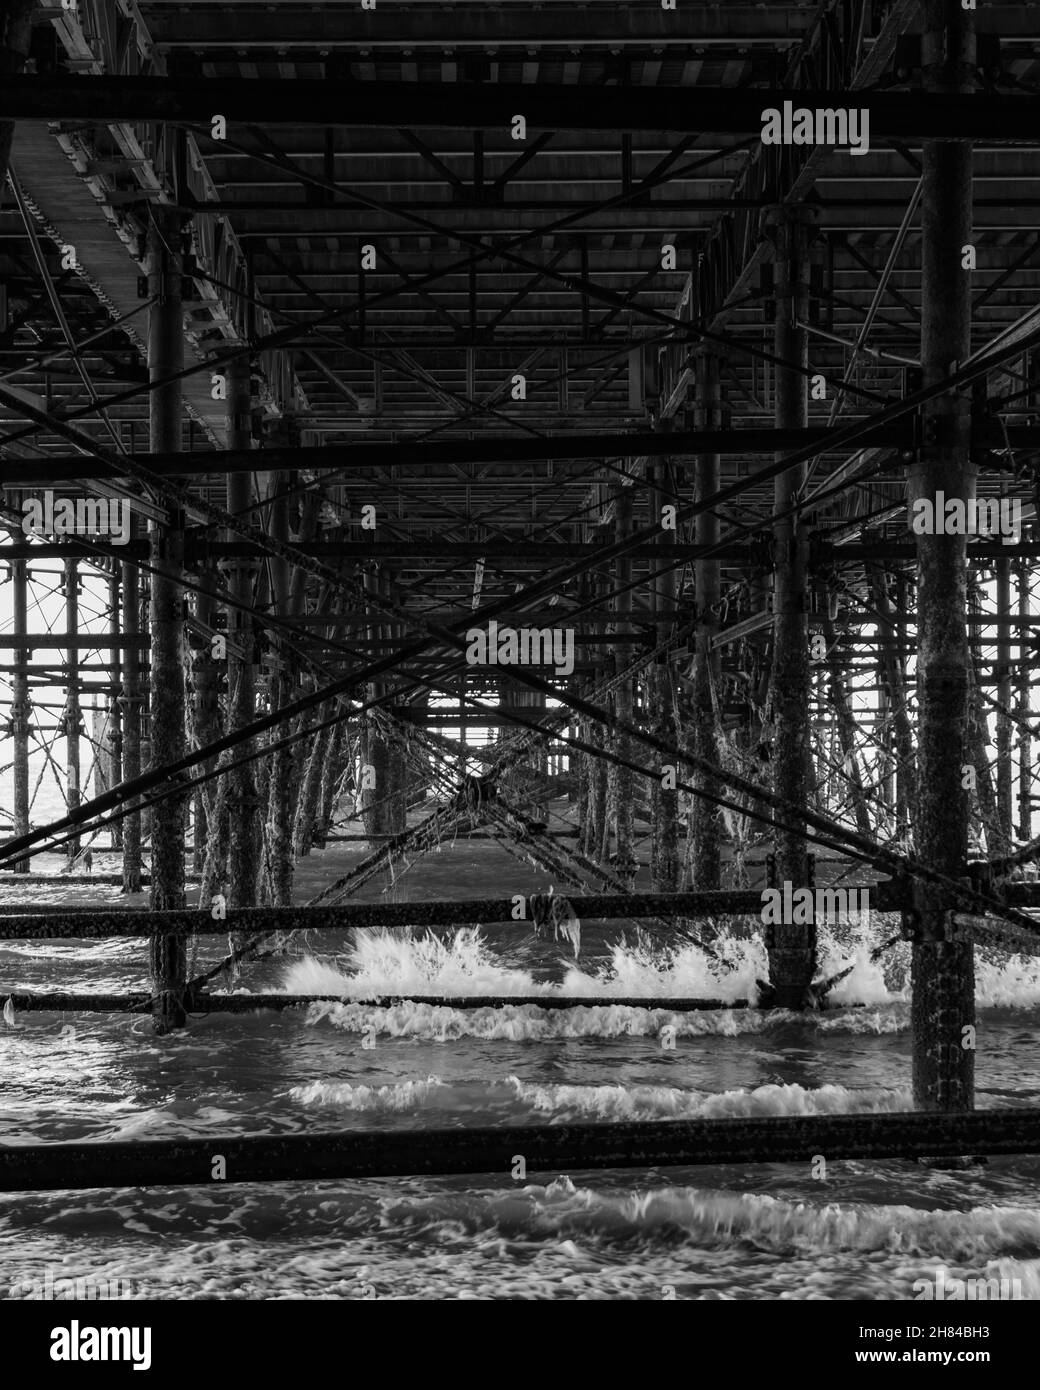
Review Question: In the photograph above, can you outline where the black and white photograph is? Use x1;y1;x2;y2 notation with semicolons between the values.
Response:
0;0;1039;1353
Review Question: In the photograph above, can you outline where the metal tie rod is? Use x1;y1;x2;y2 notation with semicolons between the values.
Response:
2;1110;1038;1191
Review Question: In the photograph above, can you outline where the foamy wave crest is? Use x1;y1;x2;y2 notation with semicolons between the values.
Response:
370;1177;1040;1265
306;999;761;1041
559;930;762;1006
651;1192;1040;1263
0;939;144;961
982;1258;1040;1298
506;1078;912;1123
289;1076;444;1111
278;923;1029;1028
283;926;765;1005
282;928;548;998
976;953;1040;1010
816;1004;909;1034
820;940;905;1008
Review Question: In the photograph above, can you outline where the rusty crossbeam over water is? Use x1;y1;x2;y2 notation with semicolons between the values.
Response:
0;885;910;937
2;1110;1039;1192
3;992;748;1014
2;878;1039;940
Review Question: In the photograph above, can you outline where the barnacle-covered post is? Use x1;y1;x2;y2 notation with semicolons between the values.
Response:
909;0;976;1111
690;351;724;890
62;556;81;867
609;482;636;887
223;353;262;906
651;458;679;890
121;541;143;893
146;206;188;1031
764;205;817;1008
9;547;30;874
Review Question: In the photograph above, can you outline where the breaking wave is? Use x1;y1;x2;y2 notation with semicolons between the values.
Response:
289;1076;445;1112
277;924;1040;1033
282;927;550;998
5;1178;1040;1298
503;1079;913;1123
286;1075;911;1122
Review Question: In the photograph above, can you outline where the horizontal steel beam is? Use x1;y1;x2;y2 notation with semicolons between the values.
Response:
4;425;1035;488
2;539;1038;564
5;80;1040;140
713;611;773;647
4;1110;1040;1189
375;709;622;725
0;634;148;649
823;541;1040;561
0;425;916;483
172;198;1040;218
0;883;909;937
0;667;121;676
336;632;648;647
146;7;816;48
204;208;1040;237
189;541;744;563
4;991;742;1015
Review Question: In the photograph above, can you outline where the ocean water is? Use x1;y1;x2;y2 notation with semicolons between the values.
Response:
3;909;1040;1301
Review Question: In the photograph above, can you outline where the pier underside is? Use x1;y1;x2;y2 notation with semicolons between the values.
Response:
5;0;1040;1191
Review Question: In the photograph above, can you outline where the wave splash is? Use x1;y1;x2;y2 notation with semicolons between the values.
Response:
289;1073;912;1123
276;921;1040;1042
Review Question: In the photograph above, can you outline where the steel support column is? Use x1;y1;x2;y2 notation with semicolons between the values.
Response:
108;567;122;851
995;558;1013;852
610;484;636;887
1017;562;1032;843
265;451;303;907
910;0;976;1112
191;573;217;877
9;552;30;873
765;206;816;1008
360;568;392;838
63;558;81;867
222;354;261;907
690;352;724;890
121;549;142;892
650;459;679;892
146;209;188;1031
382;573;409;835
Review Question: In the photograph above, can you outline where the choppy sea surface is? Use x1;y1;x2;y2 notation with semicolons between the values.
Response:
3;875;1040;1302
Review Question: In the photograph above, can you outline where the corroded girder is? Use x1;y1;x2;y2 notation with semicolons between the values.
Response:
0;882;913;938
3;79;1039;140
0;425;919;483
3;992;747;1015
3;1110;1040;1191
